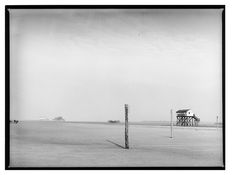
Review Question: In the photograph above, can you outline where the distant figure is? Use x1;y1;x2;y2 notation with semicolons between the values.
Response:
10;120;18;124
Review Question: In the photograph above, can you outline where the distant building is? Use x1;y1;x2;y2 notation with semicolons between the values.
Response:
176;109;200;126
176;109;194;116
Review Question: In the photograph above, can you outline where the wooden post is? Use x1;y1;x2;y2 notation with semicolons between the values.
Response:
216;116;218;129
125;104;129;149
170;109;173;138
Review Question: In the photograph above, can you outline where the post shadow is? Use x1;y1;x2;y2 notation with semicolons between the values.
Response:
106;140;126;149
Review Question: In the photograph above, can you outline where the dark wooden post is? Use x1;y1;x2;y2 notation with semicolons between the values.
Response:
125;104;129;149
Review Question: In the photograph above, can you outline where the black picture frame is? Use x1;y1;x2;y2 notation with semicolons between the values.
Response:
5;5;225;170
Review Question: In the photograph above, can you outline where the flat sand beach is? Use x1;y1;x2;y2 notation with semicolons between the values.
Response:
9;121;223;167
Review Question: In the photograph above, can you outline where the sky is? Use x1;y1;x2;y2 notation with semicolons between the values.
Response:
10;9;223;122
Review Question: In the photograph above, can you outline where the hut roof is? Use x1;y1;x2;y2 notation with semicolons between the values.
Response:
176;109;191;113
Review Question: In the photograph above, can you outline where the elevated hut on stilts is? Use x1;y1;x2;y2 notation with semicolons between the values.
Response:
176;109;200;126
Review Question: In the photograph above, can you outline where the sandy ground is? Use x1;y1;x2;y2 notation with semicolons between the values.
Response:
9;121;223;167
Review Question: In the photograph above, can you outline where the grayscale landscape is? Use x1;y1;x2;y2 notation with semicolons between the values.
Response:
10;121;223;167
9;8;224;168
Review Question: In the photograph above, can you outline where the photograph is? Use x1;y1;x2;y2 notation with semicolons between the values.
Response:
6;5;225;169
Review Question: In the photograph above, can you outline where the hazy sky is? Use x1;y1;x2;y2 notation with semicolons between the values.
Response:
10;9;223;122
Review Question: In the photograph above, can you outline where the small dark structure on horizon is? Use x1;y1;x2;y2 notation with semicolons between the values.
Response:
53;116;65;121
176;109;200;126
108;120;120;123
